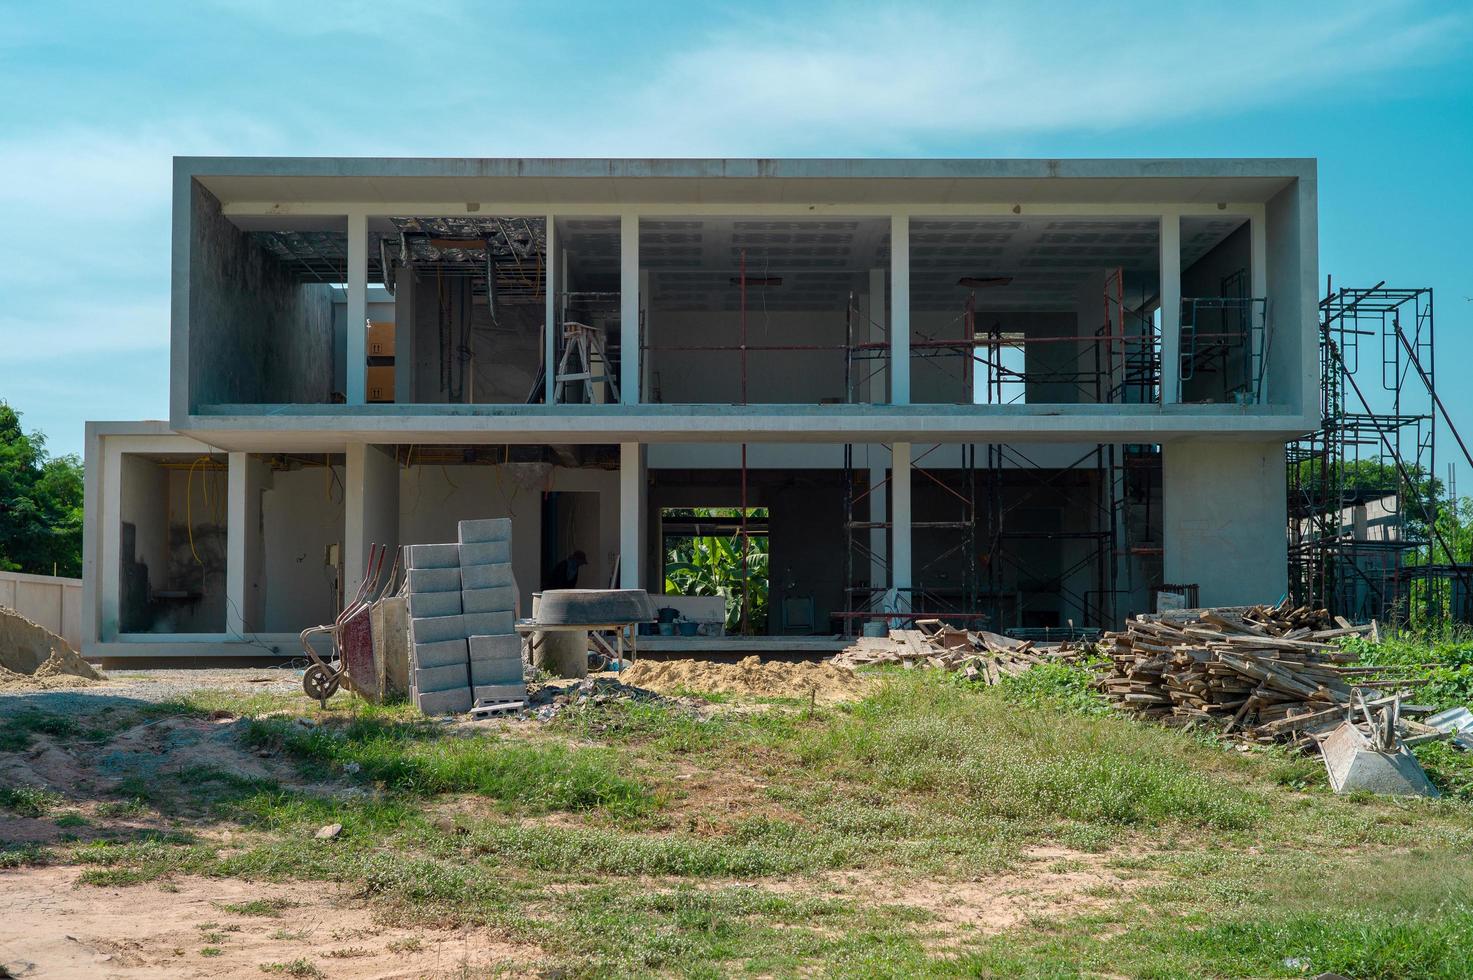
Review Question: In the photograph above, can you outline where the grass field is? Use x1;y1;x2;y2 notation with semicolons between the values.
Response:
4;650;1473;977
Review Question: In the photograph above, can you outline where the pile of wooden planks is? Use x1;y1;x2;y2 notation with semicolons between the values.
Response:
1095;601;1397;742
833;619;1081;685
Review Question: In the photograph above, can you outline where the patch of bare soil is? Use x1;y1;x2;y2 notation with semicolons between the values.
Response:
0;606;101;689
622;655;869;703
811;846;1147;940
0;716;298;807
0;867;542;979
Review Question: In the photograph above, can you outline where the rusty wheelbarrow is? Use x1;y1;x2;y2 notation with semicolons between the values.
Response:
299;543;399;706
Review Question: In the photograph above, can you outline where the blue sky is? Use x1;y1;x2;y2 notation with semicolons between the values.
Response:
2;0;1471;461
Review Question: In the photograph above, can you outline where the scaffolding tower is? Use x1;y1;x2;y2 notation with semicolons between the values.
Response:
1288;283;1473;624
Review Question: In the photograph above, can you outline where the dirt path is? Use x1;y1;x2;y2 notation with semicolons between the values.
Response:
0;867;540;979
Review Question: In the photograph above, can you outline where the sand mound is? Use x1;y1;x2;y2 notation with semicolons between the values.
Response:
0;605;101;688
622;655;868;703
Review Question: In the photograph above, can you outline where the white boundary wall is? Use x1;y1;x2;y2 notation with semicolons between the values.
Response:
0;570;82;652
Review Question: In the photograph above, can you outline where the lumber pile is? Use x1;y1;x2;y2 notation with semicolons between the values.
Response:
833;619;1082;684
1096;601;1387;742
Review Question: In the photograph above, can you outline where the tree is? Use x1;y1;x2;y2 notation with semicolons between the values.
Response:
0;402;84;577
663;508;770;634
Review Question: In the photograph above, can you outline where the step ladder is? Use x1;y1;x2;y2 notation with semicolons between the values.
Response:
552;321;620;404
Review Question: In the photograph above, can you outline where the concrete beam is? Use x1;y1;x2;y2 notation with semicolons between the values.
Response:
890;215;910;404
619;442;645;588
346;212;368;405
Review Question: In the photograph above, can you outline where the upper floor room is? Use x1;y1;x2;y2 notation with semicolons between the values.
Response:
172;157;1318;440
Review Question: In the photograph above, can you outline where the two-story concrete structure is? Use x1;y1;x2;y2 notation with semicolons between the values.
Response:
82;157;1317;659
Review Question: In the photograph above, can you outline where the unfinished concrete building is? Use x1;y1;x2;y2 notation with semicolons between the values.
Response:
81;157;1319;660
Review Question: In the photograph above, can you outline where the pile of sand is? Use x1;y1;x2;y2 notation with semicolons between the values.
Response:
0;605;102;689
622;655;868;703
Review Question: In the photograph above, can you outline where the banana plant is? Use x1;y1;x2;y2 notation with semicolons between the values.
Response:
665;528;770;634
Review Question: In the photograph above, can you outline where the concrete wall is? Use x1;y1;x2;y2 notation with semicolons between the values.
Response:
259;464;345;632
647;311;851;403
402;273;542;404
1163;439;1287;606
1180;224;1253;403
399;463;620;614
1265;180;1314;417
187;183;335;408
648;469;847;634
0;571;82;651
910;310;1087;405
118;455;170;632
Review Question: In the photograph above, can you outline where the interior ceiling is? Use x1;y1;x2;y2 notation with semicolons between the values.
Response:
626;216;1241;312
248;214;1245;313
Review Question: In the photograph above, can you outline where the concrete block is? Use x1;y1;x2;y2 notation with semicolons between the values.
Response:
462;586;515;615
462;611;514;637
407;589;461;618
473;682;526;703
407;567;461;594
414;663;472;693
457;518;512;544
411;614;465;644
471;658;523;687
468;633;522;662
415;686;472;716
459;539;512;567
405;543;460;569
412;638;468;669
460;561;513;590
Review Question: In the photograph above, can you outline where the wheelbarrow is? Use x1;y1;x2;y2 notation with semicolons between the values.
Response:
299;543;399;706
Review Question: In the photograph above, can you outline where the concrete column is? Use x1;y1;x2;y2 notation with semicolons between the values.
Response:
346;212;368;406
620;215;640;404
889;215;910;404
544;214;557;405
1159;214;1181;404
1162;439;1287;606
891;441;912;611
222;450;248;633
619;442;646;588
639;268;652;401
344;443;401;606
867;267;887;404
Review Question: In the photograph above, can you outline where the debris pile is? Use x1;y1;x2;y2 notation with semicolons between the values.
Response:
833;621;1086;684
1094;601;1406;742
0;606;102;689
524;676;709;724
623;655;868;703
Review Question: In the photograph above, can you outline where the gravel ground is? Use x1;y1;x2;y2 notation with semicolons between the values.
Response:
0;667;307;713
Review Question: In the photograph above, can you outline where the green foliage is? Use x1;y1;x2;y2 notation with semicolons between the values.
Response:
0;401;83;576
1343;627;1473;711
663;507;770;633
0;785;61;817
997;659;1111;716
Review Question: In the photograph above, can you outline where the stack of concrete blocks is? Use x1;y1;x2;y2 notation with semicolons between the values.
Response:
456;518;525;708
404;519;524;715
405;542;472;715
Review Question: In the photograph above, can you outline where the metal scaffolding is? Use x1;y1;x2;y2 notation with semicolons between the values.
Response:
1288;283;1473;624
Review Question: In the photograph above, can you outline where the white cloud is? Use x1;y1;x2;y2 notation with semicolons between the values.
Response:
561;1;1469;155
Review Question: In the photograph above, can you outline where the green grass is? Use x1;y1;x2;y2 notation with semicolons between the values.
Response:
259;960;323;978
13;672;1473;976
0;785;61;817
243;714;655;817
219;898;297;917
